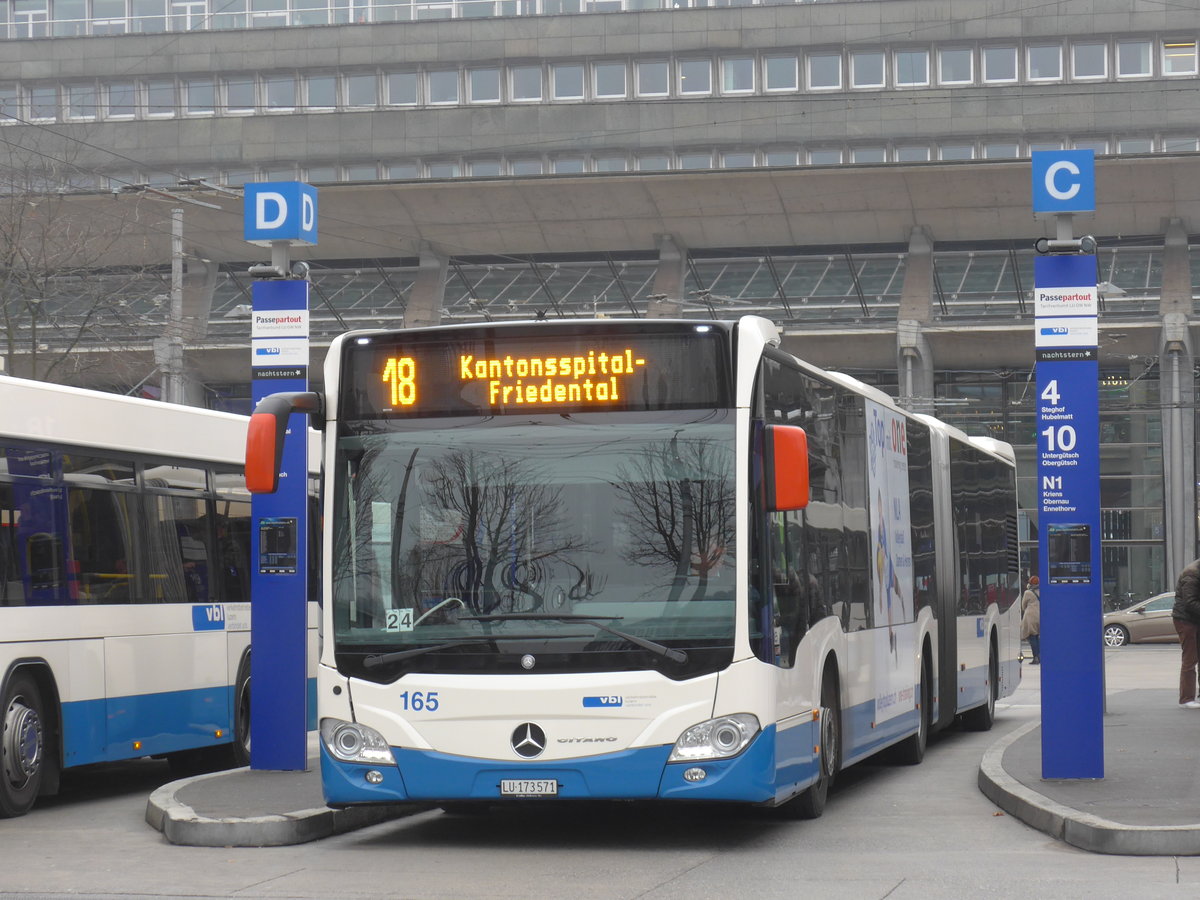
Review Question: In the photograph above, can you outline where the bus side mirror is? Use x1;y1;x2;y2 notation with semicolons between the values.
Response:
765;424;809;512
246;391;323;494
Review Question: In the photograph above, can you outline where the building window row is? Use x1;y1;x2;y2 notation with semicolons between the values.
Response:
67;134;1193;193
4;0;1200;68
2;39;1198;126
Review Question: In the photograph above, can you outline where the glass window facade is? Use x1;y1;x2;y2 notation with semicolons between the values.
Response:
938;47;972;84
678;59;711;95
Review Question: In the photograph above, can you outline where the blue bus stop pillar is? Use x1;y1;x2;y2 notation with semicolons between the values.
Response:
244;181;318;773
249;277;310;771
1034;253;1104;780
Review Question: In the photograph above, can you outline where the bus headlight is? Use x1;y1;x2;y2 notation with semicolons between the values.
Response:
320;718;394;765
668;714;760;762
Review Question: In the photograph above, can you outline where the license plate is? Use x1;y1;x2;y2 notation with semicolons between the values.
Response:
500;779;558;797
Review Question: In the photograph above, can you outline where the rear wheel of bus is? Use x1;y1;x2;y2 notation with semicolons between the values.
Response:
962;642;998;732
1;670;50;818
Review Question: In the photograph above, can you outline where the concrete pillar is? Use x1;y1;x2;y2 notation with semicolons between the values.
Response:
157;238;218;406
182;257;220;340
404;244;448;328
897;320;935;416
896;228;936;414
1159;218;1191;315
1160;312;1195;577
1158;219;1194;573
646;234;687;318
897;226;935;323
1124;356;1160;598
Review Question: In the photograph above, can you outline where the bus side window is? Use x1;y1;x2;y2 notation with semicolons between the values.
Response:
68;486;137;605
753;356;841;666
0;482;22;606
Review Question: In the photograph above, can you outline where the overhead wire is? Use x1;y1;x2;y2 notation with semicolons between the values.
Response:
0;0;1195;322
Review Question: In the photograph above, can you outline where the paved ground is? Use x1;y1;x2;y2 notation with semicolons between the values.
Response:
147;652;1200;854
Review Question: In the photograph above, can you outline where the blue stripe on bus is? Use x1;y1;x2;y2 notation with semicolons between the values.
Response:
956;662;989;713
58;676;318;768
320;697;933;809
320;724;813;807
836;697;922;768
61;686;234;767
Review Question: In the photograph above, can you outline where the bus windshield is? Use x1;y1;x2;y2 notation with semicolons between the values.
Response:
331;411;736;681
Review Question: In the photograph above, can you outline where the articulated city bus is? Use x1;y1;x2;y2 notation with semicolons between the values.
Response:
0;376;317;817
248;315;1019;817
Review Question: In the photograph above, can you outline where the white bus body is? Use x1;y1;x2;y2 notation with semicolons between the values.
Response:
0;376;316;817
250;316;1019;817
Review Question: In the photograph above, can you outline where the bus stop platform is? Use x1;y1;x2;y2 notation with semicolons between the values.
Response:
146;687;1200;852
980;687;1200;855
144;735;424;847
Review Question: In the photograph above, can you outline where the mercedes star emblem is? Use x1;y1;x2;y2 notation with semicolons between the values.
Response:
511;723;546;758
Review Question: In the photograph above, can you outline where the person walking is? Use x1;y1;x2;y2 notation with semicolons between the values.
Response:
1172;557;1200;709
1021;576;1041;665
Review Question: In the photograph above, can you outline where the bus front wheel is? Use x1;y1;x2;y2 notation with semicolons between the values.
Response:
781;673;840;820
1;671;47;818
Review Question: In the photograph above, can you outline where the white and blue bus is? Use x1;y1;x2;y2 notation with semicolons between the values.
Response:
249;316;1019;817
0;375;317;818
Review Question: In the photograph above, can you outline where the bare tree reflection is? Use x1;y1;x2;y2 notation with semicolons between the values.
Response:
403;449;597;614
613;436;734;601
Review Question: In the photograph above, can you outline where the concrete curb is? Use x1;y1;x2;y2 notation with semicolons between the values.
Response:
145;768;421;847
978;721;1200;856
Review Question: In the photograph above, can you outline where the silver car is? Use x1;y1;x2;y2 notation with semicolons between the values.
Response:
1102;592;1178;647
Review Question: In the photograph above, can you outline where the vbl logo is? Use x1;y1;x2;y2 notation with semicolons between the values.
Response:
582;695;623;708
192;604;226;631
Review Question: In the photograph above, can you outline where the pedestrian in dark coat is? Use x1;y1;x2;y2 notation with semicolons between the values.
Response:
1171;558;1200;708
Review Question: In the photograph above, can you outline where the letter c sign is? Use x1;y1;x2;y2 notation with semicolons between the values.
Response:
1044;161;1081;201
1032;150;1095;215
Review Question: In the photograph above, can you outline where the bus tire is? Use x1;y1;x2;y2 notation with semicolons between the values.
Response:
892;654;931;765
782;671;840;820
962;644;998;732
229;652;251;768
1;670;48;818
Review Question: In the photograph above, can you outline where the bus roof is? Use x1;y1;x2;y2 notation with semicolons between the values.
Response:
0;374;249;465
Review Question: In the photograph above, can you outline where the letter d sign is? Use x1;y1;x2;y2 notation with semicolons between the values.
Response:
244;182;319;247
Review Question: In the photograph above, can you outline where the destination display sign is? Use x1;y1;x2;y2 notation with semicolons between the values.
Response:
340;324;731;419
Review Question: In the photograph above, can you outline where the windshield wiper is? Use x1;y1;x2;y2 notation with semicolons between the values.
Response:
458;613;688;664
364;639;493;668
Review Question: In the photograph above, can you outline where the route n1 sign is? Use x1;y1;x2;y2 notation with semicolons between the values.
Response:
1034;252;1103;779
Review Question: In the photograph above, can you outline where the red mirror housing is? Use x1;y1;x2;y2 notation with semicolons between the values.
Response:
245;411;285;494
244;391;323;494
766;424;810;512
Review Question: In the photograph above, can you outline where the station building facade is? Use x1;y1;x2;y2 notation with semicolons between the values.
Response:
2;0;1200;604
